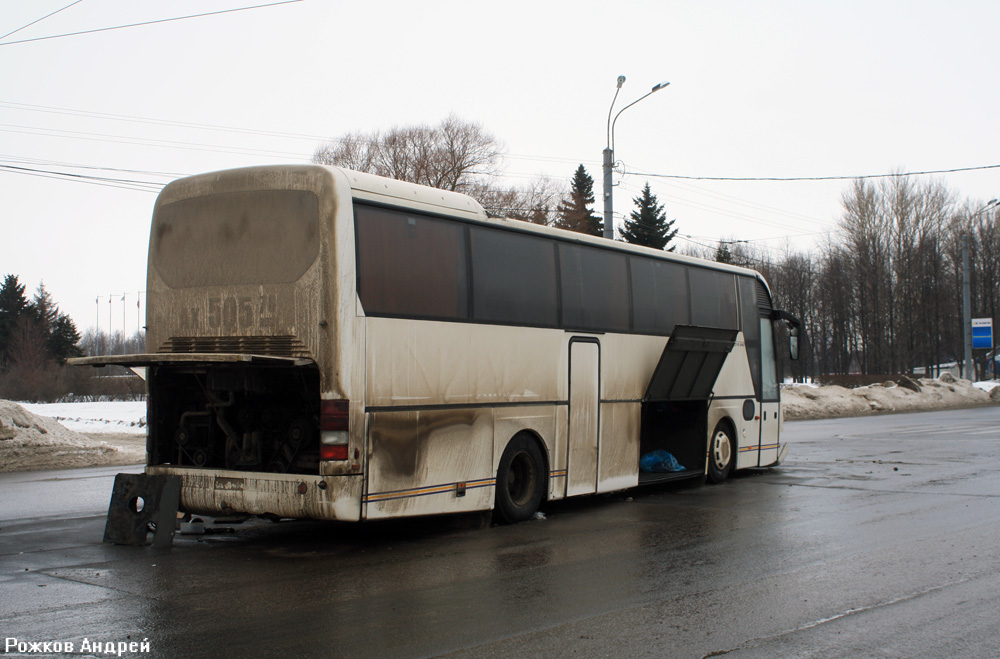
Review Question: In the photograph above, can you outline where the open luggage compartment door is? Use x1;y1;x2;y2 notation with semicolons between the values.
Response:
639;325;739;485
644;325;739;403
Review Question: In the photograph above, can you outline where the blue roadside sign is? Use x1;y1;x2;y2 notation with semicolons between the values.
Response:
972;318;993;349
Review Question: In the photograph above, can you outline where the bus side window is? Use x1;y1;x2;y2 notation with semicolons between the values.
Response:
690;269;738;330
355;205;469;321
469;227;558;327
631;258;690;335
738;276;762;398
760;318;779;400
559;244;629;332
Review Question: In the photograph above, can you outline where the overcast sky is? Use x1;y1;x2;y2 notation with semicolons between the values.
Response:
2;0;999;336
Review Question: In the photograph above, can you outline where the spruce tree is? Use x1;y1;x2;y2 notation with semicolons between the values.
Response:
620;182;677;250
0;276;83;368
554;165;602;236
32;283;57;334
715;243;735;264
0;274;30;369
48;314;82;363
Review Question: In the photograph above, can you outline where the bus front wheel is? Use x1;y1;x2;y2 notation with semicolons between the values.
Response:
707;423;735;484
494;434;546;524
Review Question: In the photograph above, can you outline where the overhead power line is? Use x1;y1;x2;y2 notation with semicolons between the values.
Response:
0;153;182;178
0;0;305;46
624;163;1000;182
0;163;164;193
0;0;84;41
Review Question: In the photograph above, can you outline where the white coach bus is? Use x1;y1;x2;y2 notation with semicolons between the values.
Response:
73;165;800;524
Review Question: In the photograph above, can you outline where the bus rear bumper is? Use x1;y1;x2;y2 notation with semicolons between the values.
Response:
145;466;363;521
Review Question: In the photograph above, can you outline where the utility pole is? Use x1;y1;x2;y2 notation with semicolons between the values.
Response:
602;145;614;240
962;234;973;380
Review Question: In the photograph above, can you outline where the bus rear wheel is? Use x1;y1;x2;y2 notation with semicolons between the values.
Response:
707;423;735;484
494;434;546;524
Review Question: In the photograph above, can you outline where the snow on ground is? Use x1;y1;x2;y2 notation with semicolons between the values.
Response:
2;376;999;473
21;401;147;435
974;380;1000;394
782;374;1000;420
0;400;145;472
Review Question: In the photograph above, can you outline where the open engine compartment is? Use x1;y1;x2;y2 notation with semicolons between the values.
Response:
147;363;321;475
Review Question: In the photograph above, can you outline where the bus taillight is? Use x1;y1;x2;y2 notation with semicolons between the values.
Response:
320;400;350;460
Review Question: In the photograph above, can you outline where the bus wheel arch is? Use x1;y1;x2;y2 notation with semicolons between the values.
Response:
494;431;548;524
707;419;736;484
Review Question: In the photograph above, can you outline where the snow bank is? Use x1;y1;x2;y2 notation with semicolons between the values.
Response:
0;399;91;447
782;374;998;421
0;400;143;472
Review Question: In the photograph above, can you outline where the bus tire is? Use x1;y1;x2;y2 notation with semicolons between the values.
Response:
494;434;546;524
707;422;735;484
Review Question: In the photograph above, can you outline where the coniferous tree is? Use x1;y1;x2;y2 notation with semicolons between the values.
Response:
620;182;677;250
32;283;57;336
554;165;602;236
0;274;30;369
715;243;735;264
0;276;83;369
32;283;82;363
47;314;82;363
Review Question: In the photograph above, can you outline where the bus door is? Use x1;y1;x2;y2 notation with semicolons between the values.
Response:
566;339;600;497
758;317;780;464
739;276;773;468
739;398;762;469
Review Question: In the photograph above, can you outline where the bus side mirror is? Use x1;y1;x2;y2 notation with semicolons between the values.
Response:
772;310;802;362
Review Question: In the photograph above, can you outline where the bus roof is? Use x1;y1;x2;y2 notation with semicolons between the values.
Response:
323;165;765;283
335;166;489;222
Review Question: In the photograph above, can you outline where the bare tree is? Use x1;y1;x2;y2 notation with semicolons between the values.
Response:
840;178;893;373
313;115;505;193
766;246;816;382
0;315;57;401
813;240;855;374
312;117;573;226
467;176;563;225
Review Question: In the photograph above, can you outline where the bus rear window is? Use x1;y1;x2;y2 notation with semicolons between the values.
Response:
152;190;319;288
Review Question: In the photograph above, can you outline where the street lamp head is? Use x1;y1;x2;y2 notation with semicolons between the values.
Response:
972;198;1000;218
651;81;670;92
617;75;626;89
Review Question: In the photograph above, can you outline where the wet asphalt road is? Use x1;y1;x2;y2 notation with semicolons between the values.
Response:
2;406;999;658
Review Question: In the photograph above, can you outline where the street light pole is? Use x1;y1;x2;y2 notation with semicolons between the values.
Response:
964;198;999;380
602;77;669;240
